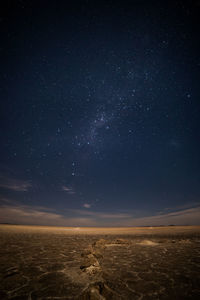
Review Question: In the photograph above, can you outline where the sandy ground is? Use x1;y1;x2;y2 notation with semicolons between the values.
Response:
0;225;200;299
1;224;200;235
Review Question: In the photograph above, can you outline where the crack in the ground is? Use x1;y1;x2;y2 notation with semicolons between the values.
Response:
79;239;128;299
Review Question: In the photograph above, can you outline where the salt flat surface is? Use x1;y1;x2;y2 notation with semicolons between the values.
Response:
0;225;200;299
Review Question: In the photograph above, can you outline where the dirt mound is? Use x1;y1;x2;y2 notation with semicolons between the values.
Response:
138;240;158;246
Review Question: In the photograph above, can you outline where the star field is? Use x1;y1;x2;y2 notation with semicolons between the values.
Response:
0;1;200;226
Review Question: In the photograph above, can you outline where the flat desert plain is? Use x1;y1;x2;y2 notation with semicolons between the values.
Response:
0;225;200;299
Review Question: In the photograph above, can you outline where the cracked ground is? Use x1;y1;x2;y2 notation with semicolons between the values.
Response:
0;225;200;299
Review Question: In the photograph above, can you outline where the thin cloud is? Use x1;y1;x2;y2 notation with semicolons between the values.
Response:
65;207;200;226
62;186;72;192
0;176;32;192
61;185;75;194
123;206;200;227
163;202;200;212
0;203;200;227
70;209;132;219
0;204;96;226
83;203;91;208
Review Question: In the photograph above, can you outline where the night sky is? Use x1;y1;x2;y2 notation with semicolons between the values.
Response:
0;1;200;226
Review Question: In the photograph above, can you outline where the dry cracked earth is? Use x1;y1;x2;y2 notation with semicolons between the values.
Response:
0;225;200;299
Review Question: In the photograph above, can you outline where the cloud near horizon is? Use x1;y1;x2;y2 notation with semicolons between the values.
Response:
128;206;200;227
0;203;200;227
0;204;96;226
0;175;32;192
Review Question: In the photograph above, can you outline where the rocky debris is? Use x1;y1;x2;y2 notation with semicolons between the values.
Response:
114;239;129;244
82;265;101;276
92;239;107;249
93;250;103;259
80;244;102;277
81;248;94;257
80;239;117;299
105;238;129;247
80;256;98;269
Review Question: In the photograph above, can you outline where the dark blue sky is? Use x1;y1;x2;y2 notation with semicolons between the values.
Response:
0;1;200;226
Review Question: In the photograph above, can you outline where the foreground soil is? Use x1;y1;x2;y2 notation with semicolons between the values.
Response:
0;225;200;299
